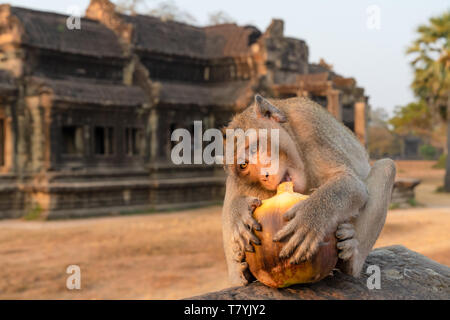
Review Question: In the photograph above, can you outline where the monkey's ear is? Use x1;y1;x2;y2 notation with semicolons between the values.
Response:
254;94;287;123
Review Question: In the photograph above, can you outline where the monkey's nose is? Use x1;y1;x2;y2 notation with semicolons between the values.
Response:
261;172;270;182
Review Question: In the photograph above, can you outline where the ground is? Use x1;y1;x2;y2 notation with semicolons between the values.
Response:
0;161;448;299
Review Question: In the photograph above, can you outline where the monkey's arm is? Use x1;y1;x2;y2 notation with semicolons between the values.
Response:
273;171;369;264
222;176;261;285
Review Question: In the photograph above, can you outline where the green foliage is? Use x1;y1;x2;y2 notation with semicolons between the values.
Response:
389;100;432;136
419;144;437;159
368;126;401;158
407;198;418;207
433;153;447;169
407;11;449;120
368;107;402;158
405;11;449;191
24;204;43;221
435;185;449;193
389;203;400;210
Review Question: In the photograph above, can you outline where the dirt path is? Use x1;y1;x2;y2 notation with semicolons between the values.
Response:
395;160;450;207
0;204;448;300
0;160;448;299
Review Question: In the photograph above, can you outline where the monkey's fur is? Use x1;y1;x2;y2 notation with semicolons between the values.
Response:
222;95;396;285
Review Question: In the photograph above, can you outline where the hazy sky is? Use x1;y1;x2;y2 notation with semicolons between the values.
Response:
8;0;449;115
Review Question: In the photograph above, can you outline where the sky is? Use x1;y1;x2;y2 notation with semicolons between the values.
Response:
8;0;449;116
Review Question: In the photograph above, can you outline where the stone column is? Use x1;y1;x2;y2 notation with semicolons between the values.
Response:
149;108;158;163
354;101;367;146
25;96;44;172
0;104;13;173
326;89;341;121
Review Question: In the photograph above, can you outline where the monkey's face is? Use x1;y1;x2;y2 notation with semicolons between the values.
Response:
233;142;307;194
226;94;308;194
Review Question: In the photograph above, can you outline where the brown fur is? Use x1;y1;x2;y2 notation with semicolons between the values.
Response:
222;95;396;285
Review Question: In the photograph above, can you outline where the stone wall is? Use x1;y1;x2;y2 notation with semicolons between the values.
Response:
391;178;421;208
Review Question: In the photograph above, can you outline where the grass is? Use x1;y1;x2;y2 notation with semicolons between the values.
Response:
389;199;421;209
435;185;450;193
407;198;419;207
432;154;447;169
23;204;44;221
389;203;400;210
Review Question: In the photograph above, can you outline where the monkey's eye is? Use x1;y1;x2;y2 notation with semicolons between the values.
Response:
239;161;249;170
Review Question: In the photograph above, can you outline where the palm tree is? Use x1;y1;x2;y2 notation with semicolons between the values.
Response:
407;11;450;191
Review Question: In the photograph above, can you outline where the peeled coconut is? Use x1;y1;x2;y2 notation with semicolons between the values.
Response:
245;182;338;288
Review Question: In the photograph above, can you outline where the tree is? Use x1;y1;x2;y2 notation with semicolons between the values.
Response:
148;0;197;24
208;11;235;25
368;108;401;159
389;100;432;137
368;126;401;159
115;0;149;15
407;11;450;191
419;144;438;160
370;107;390;127
114;0;197;24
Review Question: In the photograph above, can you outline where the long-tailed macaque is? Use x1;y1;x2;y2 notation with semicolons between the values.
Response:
222;94;396;285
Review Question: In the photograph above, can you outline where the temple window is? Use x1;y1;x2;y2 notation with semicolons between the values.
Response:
169;123;178;150
125;127;142;156
62;126;84;155
311;95;327;108
342;104;355;132
204;67;210;81
230;65;236;79
94;127;114;155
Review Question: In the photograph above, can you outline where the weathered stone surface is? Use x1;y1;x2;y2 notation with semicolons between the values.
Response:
394;178;421;190
190;246;450;300
391;178;421;208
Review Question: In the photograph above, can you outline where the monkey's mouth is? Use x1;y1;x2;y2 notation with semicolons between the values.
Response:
280;172;292;183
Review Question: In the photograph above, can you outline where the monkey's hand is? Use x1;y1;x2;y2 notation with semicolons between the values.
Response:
272;199;332;264
336;222;359;261
228;196;262;285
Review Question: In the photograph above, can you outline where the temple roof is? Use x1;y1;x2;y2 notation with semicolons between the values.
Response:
308;63;335;78
29;77;147;107
297;72;329;83
121;14;257;59
203;24;259;58
121;14;206;58
333;76;357;89
6;6;124;58
157;80;251;108
307;63;361;92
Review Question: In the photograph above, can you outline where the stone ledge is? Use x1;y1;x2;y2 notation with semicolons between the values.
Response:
190;246;450;300
394;178;421;190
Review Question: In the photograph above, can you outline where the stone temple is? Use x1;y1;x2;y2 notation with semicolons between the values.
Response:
0;0;369;218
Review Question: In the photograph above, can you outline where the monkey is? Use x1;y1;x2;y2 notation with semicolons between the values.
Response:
221;94;396;285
